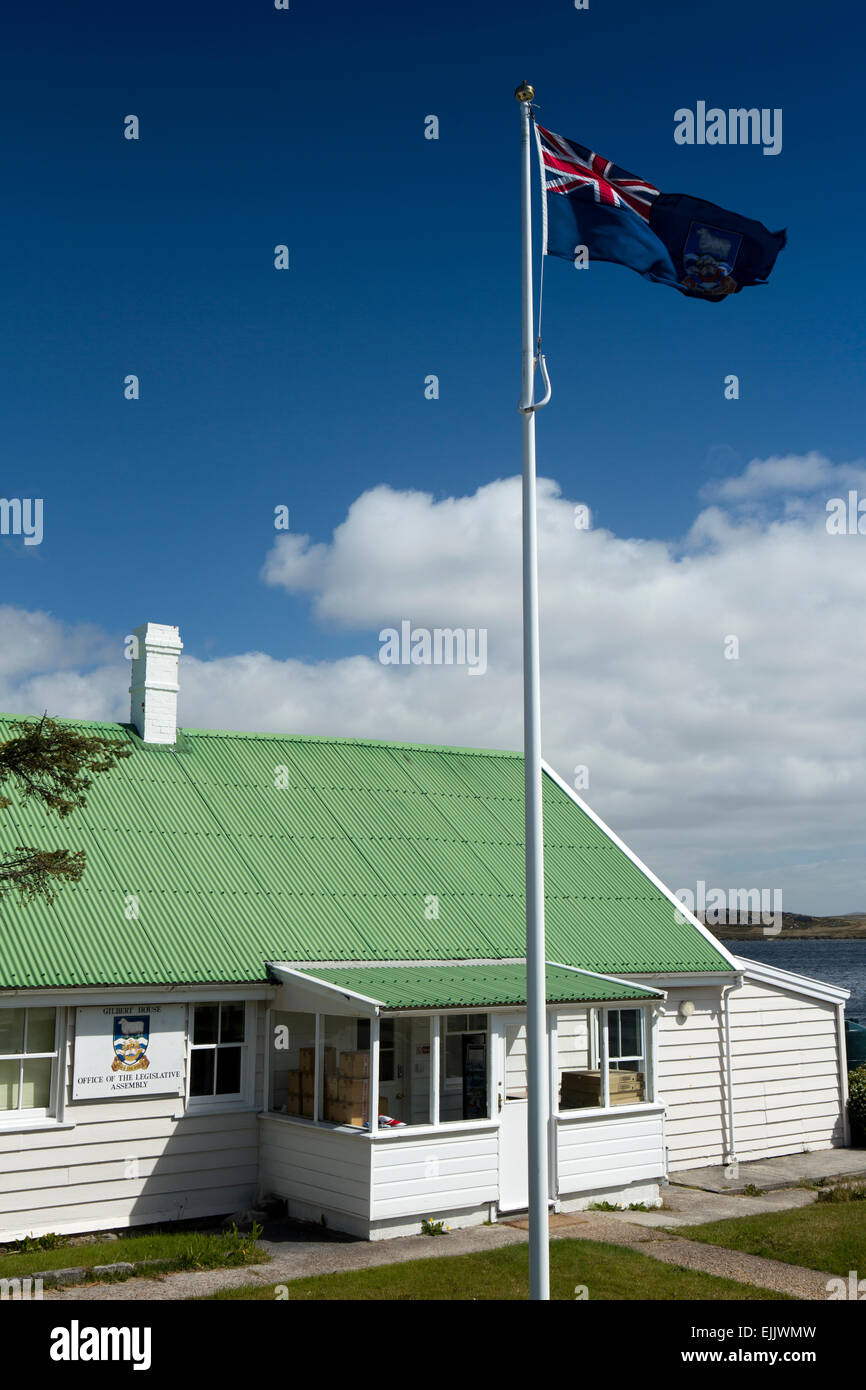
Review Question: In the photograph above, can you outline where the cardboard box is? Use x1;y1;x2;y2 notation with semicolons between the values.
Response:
324;1098;366;1127
338;1076;374;1104
325;1073;341;1101
324;1095;389;1127
338;1050;370;1079
299;1046;337;1075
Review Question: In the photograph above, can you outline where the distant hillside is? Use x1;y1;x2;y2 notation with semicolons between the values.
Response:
704;911;866;940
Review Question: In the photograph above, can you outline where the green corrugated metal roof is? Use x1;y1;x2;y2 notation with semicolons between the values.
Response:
0;714;733;989
289;963;663;1010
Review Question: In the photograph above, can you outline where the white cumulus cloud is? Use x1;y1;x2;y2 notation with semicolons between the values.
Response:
2;455;865;915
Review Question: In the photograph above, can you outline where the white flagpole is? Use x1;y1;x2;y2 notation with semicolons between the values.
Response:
515;79;551;1302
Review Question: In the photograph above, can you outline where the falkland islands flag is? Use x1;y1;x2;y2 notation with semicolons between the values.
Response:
536;124;786;301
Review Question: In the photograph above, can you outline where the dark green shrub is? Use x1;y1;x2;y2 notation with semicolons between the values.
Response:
848;1064;866;1146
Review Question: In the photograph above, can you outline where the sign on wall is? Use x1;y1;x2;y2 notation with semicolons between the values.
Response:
73;1004;186;1099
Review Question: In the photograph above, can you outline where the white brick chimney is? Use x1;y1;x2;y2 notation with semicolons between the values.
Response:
129;622;183;744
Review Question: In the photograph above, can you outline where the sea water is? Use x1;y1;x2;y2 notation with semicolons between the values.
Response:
731;938;866;1021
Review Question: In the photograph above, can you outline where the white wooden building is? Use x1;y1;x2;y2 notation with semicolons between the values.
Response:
0;623;852;1242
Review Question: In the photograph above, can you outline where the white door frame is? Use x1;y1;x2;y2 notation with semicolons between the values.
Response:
495;1012;528;1212
493;1010;559;1214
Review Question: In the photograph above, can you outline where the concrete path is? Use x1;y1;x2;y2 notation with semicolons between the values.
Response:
621;1180;819;1229
672;1148;866;1194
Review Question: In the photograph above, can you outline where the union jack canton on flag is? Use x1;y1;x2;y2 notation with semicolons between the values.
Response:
536;124;786;301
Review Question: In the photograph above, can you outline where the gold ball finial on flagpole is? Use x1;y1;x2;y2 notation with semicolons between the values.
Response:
514;81;535;102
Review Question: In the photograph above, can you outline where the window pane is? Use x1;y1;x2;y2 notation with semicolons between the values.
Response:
0;1010;25;1056
216;1047;242;1095
378;1017;430;1126
446;1015;468;1033
619;1010;640;1057
380;1018;394;1047
26;1008;56;1054
608;1066;645;1102
323;1014;371;1128
606;1012;621;1057
190;1048;215;1096
268;1011;316;1117
20;1058;52;1109
220;1002;245;1044
193;1005;218;1046
440;1027;488;1120
0;1059;20;1110
445;1033;462;1078
468;1013;487;1031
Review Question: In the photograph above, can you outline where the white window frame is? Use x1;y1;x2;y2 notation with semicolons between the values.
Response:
0;1005;62;1124
584;1005;652;1107
186;1000;252;1110
605;1007;646;1072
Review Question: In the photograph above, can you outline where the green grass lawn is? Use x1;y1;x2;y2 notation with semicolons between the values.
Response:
0;1226;267;1281
200;1238;792;1301
679;1200;866;1278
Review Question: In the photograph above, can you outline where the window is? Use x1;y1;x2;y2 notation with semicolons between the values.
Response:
440;1014;489;1120
605;1008;647;1102
0;1007;59;1117
558;1007;649;1110
378;1017;431;1126
269;1011;316;1118
189;1003;247;1100
322;1014;373;1128
607;1009;644;1071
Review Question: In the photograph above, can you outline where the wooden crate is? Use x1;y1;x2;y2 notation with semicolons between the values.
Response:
560;1069;644;1108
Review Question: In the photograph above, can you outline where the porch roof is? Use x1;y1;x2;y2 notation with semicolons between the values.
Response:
274;961;664;1011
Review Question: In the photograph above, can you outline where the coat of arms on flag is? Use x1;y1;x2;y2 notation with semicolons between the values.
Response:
535;123;785;300
112;1016;151;1072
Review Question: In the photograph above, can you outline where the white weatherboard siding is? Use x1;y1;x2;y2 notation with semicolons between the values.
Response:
371;1124;499;1222
557;1107;666;1197
0;1000;265;1242
728;980;845;1160
555;1012;590;1089
258;1115;372;1236
655;986;728;1170
657;981;846;1170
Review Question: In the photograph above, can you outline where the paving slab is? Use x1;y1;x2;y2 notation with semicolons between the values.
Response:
672;1148;866;1194
619;1183;819;1229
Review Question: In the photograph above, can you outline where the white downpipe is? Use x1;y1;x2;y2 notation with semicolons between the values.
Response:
722;979;742;1167
836;1003;851;1147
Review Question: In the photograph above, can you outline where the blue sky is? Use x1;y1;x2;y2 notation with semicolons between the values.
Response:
2;0;861;657
2;0;865;912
